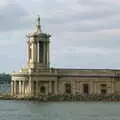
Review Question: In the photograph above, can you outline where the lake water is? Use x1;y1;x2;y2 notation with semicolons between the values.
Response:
0;101;120;120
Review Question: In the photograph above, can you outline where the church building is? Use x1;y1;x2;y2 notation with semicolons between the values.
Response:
11;17;120;98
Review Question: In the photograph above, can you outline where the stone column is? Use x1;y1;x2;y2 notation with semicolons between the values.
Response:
54;81;58;95
47;42;50;67
16;81;19;95
79;82;82;95
98;83;101;95
29;78;32;97
35;42;37;62
46;42;47;66
107;81;112;95
78;82;80;94
27;41;30;64
111;80;114;94
107;82;109;95
74;81;77;95
90;81;93;95
75;81;78;94
31;42;37;63
72;81;76;95
11;81;14;96
61;82;64;95
97;82;100;95
109;80;113;94
76;81;78;94
31;81;33;96
48;82;52;94
94;81;97;94
32;43;35;62
14;81;17;96
23;81;25;96
19;81;22;96
45;84;49;95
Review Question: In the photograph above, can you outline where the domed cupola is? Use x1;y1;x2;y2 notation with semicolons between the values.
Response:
27;16;51;69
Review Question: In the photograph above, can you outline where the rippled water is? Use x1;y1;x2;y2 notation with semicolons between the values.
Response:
0;101;120;120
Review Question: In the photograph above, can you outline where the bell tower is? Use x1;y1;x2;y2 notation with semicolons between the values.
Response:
27;16;51;69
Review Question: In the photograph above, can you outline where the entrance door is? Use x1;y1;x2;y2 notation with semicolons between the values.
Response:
40;86;46;95
83;84;89;94
101;89;107;95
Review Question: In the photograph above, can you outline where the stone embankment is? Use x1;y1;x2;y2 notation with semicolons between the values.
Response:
32;94;120;102
0;93;120;102
0;93;13;100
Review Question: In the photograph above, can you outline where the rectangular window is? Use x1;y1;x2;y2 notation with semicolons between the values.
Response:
101;84;107;87
65;83;71;94
101;89;107;95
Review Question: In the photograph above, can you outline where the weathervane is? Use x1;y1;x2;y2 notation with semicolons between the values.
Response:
36;15;42;33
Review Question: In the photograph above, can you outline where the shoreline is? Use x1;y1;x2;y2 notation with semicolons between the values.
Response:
1;94;120;102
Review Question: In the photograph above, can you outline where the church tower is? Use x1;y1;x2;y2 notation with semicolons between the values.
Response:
27;16;51;69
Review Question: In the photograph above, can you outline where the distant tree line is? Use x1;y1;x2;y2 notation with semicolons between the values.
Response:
0;73;11;84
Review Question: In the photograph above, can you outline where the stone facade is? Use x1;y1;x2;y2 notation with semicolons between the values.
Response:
11;17;120;98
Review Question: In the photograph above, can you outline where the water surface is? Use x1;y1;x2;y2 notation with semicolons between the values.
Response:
0;100;120;120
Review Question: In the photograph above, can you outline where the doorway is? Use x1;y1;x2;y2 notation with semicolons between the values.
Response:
40;86;46;94
83;84;89;94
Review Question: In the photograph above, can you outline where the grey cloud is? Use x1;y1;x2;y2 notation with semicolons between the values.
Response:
41;0;120;23
0;3;31;31
51;50;120;69
42;8;120;34
81;38;120;49
1;0;119;32
53;33;120;49
1;0;120;72
77;0;114;6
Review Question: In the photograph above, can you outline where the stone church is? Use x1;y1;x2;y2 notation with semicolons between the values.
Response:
11;17;120;98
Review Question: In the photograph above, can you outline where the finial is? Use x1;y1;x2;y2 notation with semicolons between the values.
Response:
36;15;42;33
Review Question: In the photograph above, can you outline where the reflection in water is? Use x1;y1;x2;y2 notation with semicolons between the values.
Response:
0;101;119;120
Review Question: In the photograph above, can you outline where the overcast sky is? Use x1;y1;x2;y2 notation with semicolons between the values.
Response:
0;0;120;73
